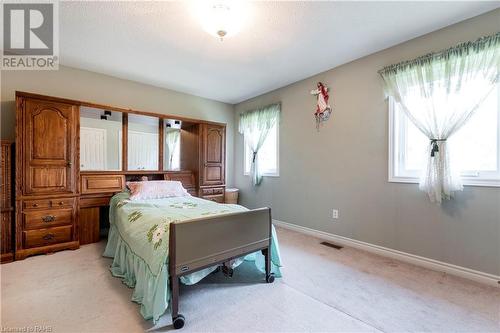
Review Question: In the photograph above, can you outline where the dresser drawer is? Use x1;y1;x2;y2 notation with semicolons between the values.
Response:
80;196;110;208
200;187;225;196
81;174;125;194
23;198;75;210
212;187;224;195
202;194;225;203
200;188;213;195
24;208;73;230
23;226;72;248
51;198;75;208
23;199;51;210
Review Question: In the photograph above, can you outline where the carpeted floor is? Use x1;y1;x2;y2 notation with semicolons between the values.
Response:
1;227;499;332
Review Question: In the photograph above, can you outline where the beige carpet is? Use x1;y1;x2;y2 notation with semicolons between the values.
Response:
1;227;499;332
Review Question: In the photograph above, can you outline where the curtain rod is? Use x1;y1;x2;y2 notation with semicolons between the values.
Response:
241;102;281;115
378;31;500;75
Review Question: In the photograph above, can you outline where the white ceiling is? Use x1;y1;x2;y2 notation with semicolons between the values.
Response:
60;1;499;104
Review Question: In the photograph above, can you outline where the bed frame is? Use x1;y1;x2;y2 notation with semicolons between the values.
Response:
168;207;275;329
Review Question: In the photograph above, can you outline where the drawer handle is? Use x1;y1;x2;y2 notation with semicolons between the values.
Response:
42;215;55;223
32;203;39;207
43;234;55;241
58;201;64;206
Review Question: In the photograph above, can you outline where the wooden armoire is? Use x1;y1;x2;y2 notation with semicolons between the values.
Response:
181;123;226;203
15;91;227;259
15;96;80;260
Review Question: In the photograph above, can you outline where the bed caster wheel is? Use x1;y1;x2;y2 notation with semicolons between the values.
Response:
173;314;185;329
222;265;234;278
266;273;275;283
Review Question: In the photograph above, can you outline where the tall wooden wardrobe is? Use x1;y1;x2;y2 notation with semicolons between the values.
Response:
181;123;226;202
15;96;80;260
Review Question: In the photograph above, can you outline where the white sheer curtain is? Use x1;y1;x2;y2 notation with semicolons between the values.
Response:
380;33;500;203
165;130;180;170
239;103;280;186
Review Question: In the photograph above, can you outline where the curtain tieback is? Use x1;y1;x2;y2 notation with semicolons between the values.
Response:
252;151;257;163
430;139;447;157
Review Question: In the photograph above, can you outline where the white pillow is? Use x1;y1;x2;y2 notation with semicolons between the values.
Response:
126;180;190;200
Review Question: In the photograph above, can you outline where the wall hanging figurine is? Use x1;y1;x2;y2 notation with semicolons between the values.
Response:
310;82;332;130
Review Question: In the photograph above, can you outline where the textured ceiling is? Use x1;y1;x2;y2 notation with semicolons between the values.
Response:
60;1;499;104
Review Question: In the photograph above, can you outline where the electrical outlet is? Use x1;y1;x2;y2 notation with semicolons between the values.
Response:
332;209;339;219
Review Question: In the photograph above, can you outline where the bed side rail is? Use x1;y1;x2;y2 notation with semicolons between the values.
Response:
169;207;271;276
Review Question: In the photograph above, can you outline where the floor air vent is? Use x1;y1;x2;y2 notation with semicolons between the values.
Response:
320;241;343;250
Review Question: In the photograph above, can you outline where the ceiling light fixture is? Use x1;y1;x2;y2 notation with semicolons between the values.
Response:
212;4;230;41
196;1;249;41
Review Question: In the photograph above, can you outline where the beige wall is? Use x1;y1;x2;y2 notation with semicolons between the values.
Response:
1;10;498;276
0;65;235;185
234;9;500;276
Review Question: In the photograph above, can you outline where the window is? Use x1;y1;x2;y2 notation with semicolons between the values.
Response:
389;83;500;187
244;121;279;176
164;128;180;171
170;140;180;170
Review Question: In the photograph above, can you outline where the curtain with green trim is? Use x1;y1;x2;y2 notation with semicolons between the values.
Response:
379;32;500;203
238;103;280;186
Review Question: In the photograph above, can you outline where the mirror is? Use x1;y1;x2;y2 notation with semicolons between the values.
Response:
128;114;159;170
80;107;122;171
164;120;181;171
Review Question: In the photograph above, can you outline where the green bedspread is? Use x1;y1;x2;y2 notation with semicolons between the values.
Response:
103;192;282;323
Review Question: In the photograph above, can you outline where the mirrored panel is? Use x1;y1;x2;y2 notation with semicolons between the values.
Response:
164;119;182;171
80;107;122;171
128;114;159;170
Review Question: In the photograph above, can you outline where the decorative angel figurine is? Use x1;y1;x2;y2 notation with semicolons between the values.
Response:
310;82;332;130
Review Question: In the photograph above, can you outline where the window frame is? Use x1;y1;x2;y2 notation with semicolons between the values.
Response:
243;122;280;177
388;95;500;188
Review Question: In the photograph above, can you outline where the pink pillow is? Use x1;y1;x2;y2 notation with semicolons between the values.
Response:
127;180;190;200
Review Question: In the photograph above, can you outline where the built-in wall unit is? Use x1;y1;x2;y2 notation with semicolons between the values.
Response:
14;91;226;259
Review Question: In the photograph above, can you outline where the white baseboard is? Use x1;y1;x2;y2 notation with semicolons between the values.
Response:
272;219;500;288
